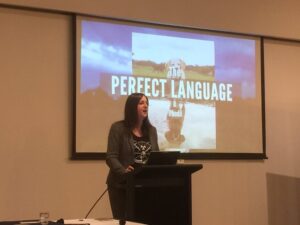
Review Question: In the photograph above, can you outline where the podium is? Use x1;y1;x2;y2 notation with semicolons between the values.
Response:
125;164;202;225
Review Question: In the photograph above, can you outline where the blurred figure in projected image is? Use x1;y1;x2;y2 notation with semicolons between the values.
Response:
106;93;159;225
165;58;186;146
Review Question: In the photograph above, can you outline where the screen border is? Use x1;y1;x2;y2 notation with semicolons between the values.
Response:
71;14;267;160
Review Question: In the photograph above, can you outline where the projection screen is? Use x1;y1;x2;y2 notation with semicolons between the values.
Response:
73;15;266;159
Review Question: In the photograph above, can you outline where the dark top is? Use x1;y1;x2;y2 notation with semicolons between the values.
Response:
132;133;151;164
106;120;159;186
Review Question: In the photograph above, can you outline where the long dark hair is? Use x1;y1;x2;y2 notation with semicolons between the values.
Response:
124;93;152;136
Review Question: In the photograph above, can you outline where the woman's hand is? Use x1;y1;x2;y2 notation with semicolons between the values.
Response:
125;165;135;173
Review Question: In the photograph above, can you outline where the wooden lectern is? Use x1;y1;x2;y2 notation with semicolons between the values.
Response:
125;164;202;225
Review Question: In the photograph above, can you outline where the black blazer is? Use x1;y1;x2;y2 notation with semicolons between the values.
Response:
106;120;159;186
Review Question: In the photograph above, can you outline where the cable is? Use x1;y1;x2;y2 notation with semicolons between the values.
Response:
85;188;108;219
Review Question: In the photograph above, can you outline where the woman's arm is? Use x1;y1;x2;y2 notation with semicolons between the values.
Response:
106;123;126;175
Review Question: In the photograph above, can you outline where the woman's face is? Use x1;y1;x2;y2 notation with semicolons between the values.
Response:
137;95;148;122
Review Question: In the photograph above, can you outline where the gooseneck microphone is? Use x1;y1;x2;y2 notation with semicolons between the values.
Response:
85;188;108;219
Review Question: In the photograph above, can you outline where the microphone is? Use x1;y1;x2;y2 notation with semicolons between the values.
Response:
84;188;108;219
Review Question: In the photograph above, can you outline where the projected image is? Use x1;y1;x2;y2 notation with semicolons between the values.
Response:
131;33;216;151
75;16;264;158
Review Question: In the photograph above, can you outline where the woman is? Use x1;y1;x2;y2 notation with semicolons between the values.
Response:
106;93;159;225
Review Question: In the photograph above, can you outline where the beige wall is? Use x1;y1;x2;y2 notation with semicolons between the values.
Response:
0;1;299;225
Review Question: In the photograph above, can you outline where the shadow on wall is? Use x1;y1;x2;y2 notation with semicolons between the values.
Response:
266;173;300;225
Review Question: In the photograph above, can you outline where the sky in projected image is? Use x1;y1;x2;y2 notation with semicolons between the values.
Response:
132;33;214;65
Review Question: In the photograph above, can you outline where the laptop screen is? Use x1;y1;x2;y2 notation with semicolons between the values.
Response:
146;151;180;165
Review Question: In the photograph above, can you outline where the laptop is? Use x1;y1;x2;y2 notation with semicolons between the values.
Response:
146;151;180;165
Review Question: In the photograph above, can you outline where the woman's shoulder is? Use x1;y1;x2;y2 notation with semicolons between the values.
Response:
110;120;126;131
148;123;157;133
149;122;157;130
